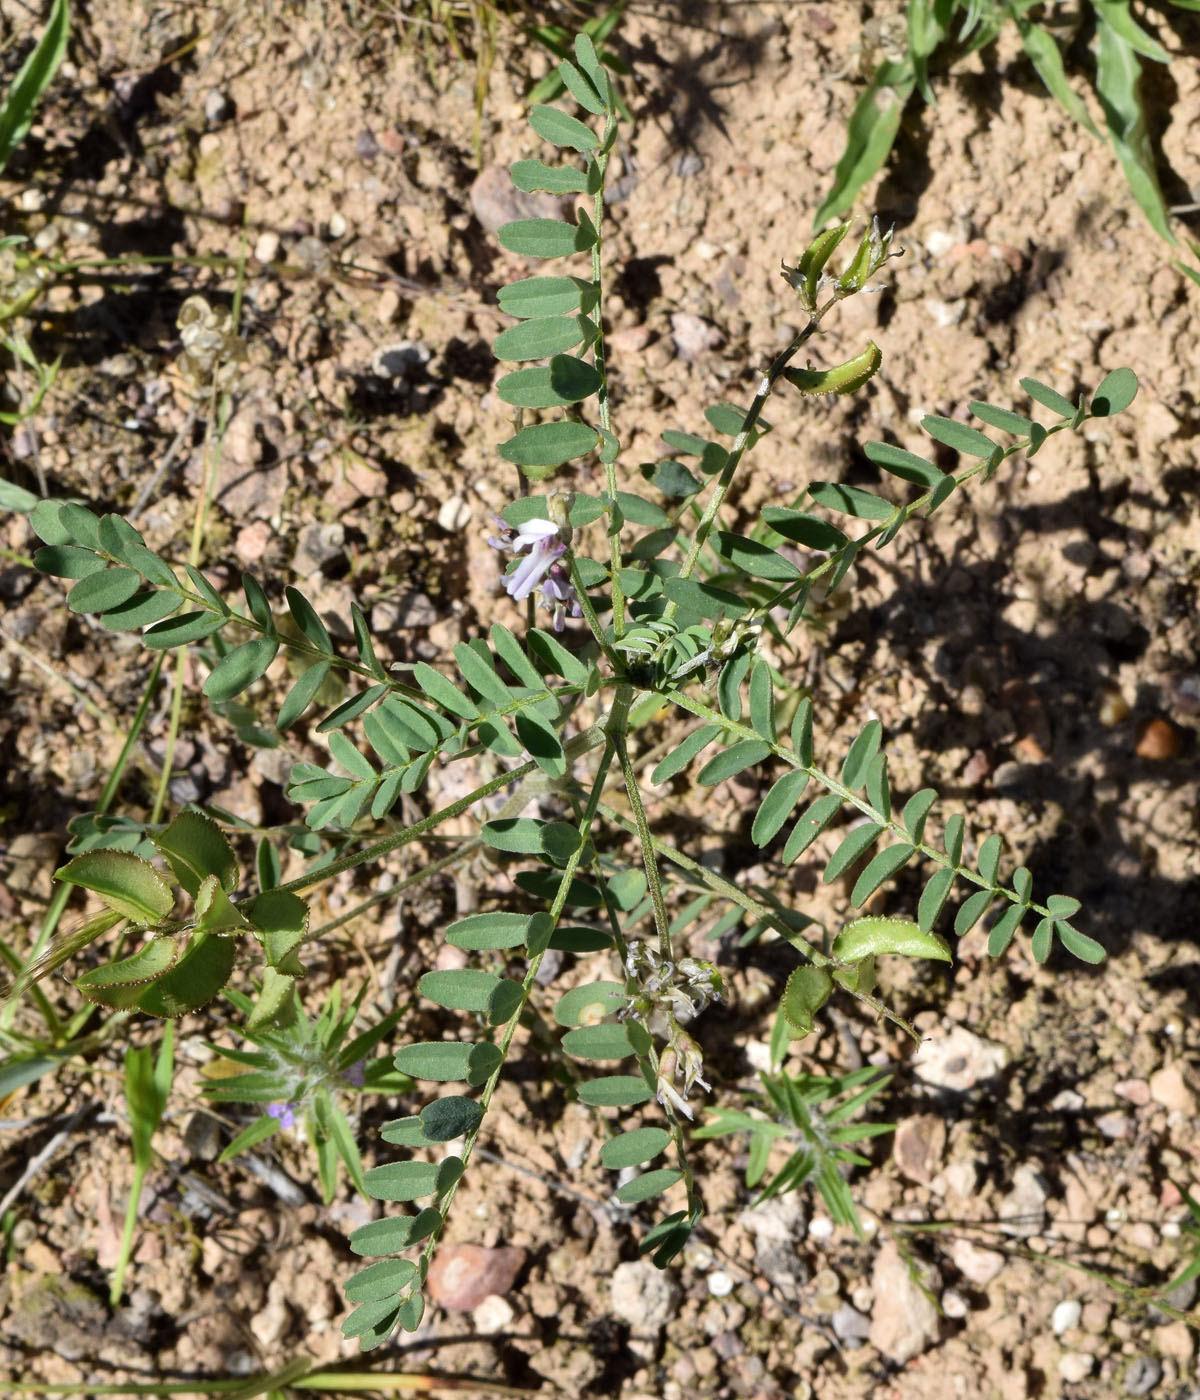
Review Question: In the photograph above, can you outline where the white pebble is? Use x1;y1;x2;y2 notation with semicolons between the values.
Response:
1057;1351;1093;1383
438;495;473;531
707;1270;734;1297
808;1216;834;1241
1052;1299;1082;1335
942;1288;968;1319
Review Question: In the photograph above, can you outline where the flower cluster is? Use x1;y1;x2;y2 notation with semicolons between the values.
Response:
620;943;724;1120
487;515;581;632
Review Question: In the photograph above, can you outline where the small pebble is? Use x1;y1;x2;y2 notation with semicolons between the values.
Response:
204;88;234;125
707;1271;734;1297
1058;1351;1094;1383
1052;1298;1082;1334
472;1295;515;1334
1123;1355;1163;1396
942;1288;968;1319
327;211;347;239
831;1303;871;1347
1136;718;1181;760
427;1243;526;1311
807;1216;833;1241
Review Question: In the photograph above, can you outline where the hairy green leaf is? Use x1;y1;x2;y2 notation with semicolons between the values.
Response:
600;1127;671;1169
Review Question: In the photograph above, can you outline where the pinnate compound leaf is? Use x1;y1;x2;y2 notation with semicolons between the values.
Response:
954;888;994;936
344;1259;418;1304
968;400;1036;436
823;823;884;883
99;589;180;631
1055;921;1105;964
790;698;814;765
493;315;585;361
498;218;594;258
56;850;174;923
987;903;1025;957
445;911;545;951
760;507;847;551
497;356;602;407
1031;916;1054;964
1046;894;1081;918
752;769;811;847
600;1127;671;1169
851;842;915;906
862;442;944;488
67;567;143;613
363;1157;462;1202
561;1022;634;1061
558;57;607;115
577;1075;653;1107
35;545;106;579
514;708;566;778
142;611;225;648
553;981;625;1027
617;1169;684;1204
204;636;279;702
499;420;598;471
840;719;882;790
342;1297;402;1345
919;415;998;459
420;1096;484;1142
349;1210;440;1256
510;158;588;194
781;965;833;1038
943;812;965;865
652;725;720;783
393;1042;501;1085
713;532;802;581
1020;376;1075;418
277;662;331;730
808;481;893;520
1091;367;1138;416
697;740;770;787
977;833;1003;885
419;969;504;1014
497;276;584;319
902;787;937;842
529;103;598;150
833;915;952;963
782;792;844;864
917;866;956;932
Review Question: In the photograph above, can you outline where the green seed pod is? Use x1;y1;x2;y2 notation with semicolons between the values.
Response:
783;340;882;397
832;915;952;964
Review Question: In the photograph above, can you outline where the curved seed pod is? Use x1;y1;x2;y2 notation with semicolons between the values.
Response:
784;340;882;397
832;914;952;964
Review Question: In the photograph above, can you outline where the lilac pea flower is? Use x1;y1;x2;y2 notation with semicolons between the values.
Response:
489;515;581;628
267;1102;297;1130
343;1060;366;1088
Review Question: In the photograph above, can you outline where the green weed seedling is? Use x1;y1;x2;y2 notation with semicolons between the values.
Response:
2;31;1142;1353
202;982;409;1205
112;1024;173;1306
819;0;1200;286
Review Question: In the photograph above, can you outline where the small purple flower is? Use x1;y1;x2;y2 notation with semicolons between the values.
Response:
267;1102;296;1130
343;1060;366;1088
488;515;581;631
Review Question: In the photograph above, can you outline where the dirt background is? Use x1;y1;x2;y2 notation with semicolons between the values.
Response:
2;1;1200;1397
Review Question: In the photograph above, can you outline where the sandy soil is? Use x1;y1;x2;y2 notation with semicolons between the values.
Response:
2;2;1200;1397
